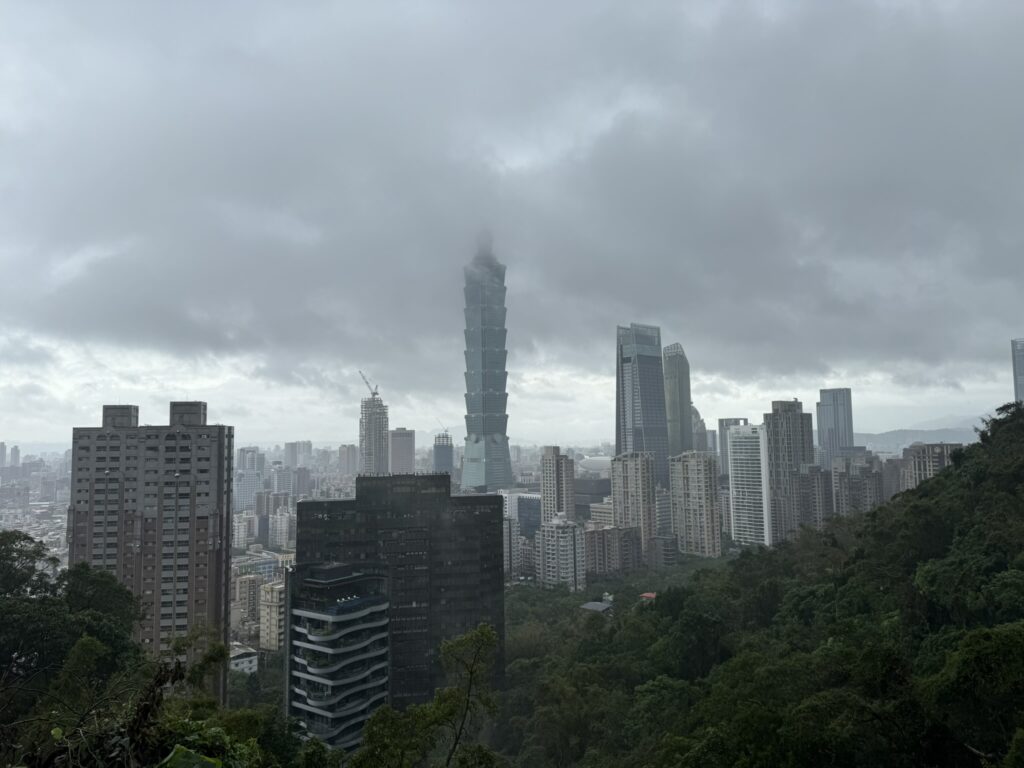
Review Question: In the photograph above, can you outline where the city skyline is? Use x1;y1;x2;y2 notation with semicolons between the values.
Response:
2;4;1023;445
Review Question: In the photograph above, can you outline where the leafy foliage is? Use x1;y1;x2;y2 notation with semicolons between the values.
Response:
491;403;1024;767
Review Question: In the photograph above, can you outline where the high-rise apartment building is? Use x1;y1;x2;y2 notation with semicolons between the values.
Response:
259;580;287;652
898;443;962;492
66;402;233;694
388;428;416;474
359;393;389;476
536;516;585;592
728;424;772;547
294;474;504;708
764;400;815;543
540;446;575;523
832;451;884;517
1013;338;1024;402
663;343;693;457
610;452;657;556
338;444;359;476
616;324;670;488
583;525;643;576
717;418;749;480
502;515;522;579
816;388;855;472
797;464;834;530
286;564;389;752
461;242;514;492
433;432;454;474
669;452;721;558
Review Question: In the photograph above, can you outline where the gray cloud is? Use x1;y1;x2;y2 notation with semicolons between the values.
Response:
1;0;1022;441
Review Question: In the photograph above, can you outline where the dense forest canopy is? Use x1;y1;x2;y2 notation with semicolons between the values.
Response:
3;402;1023;767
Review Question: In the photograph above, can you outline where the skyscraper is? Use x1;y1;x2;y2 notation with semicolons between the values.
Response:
692;405;708;451
388;428;416;474
10;445;20;468
359;393;389;476
432;431;454;474
816;388;855;472
669;451;721;558
610;452;657;557
339;444;359;476
728;424;772;547
717;418;749;480
1013;338;1024;402
616;324;670;488
0;441;6;468
764;400;815;543
294;474;504;708
540;446;575;523
663;343;693;457
66;402;233;697
461;241;514;492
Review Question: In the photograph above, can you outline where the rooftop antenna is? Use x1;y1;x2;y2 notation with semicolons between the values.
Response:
358;370;379;398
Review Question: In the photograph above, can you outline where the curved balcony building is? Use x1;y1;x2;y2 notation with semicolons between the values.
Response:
286;564;389;753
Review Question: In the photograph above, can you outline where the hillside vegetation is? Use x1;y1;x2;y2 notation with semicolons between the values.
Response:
492;402;1024;768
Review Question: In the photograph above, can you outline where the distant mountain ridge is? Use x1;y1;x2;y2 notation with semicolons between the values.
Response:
854;427;979;456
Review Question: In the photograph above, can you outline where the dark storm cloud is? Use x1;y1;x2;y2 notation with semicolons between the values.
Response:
1;0;1022;407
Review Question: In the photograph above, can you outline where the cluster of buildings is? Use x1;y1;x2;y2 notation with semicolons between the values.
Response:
5;232;1022;758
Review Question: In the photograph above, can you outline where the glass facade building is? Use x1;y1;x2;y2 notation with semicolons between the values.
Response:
1013;338;1024;403
663;343;693;459
616;324;670;488
461;245;514;492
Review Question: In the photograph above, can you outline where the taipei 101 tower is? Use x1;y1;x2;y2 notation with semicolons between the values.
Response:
461;236;514;492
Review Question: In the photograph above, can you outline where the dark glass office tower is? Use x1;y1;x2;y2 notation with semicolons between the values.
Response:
461;242;514;492
663;343;693;458
1013;338;1024;403
616;324;670;488
816;388;855;471
295;474;504;708
764;399;815;543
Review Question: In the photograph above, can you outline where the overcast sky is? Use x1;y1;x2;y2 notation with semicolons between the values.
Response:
1;1;1022;448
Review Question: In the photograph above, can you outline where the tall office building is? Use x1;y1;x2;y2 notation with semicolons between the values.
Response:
669;451;721;558
237;446;263;473
718;418;749;480
536;516;585;592
727;424;772;547
616;324;670;488
663;343;693;457
433;432;454;474
540;446;575;523
816;388;855;472
388;428;416;474
66;402;233;695
10;445;20;468
359;393;389;476
0;441;6;468
610;452;657;556
338;444;359;476
692;406;709;451
461;241;514;492
294;474;504;708
232;469;263;513
286;564;389;752
284;442;300;469
764;400;815;543
1013;338;1024;402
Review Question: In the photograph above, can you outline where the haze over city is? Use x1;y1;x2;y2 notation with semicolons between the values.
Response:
2;1;1023;446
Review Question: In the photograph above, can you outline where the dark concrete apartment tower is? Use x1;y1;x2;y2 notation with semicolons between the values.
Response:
67;403;233;695
461;240;514;492
616;324;670;488
295;474;504;708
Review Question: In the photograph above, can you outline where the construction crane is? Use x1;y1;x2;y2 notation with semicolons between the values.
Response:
358;370;379;397
436;418;449;434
